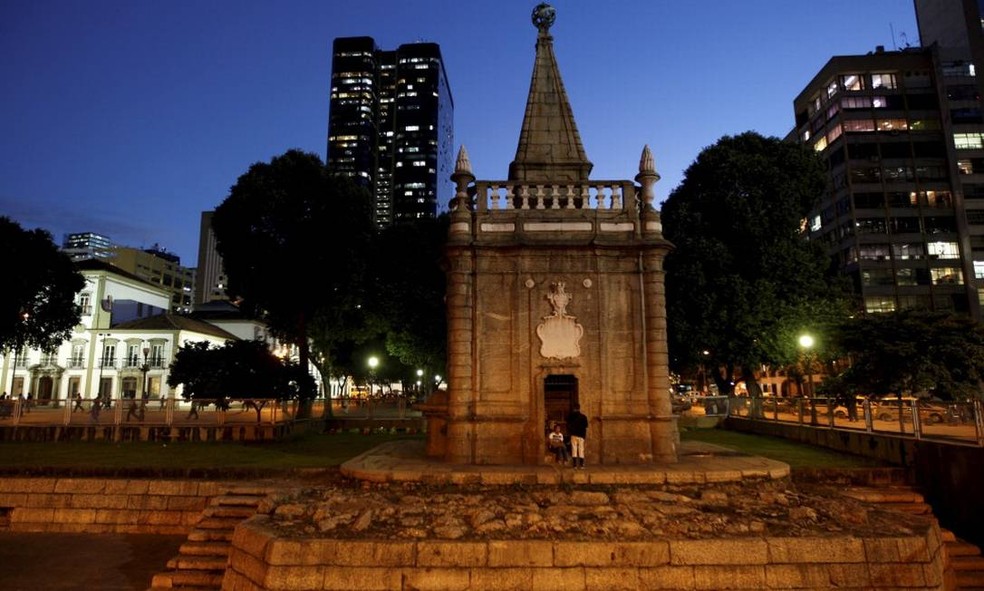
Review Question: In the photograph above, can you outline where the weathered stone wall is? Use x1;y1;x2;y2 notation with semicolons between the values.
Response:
224;517;949;590
0;477;226;535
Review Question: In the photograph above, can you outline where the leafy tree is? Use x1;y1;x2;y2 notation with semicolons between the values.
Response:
364;215;448;384
0;217;85;353
829;310;984;401
661;132;848;397
211;150;375;409
167;339;314;421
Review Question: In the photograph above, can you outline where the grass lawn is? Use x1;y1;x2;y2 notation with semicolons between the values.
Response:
680;426;890;469
0;426;888;473
0;430;425;471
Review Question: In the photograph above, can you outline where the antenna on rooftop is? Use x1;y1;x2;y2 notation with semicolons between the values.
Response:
890;23;897;50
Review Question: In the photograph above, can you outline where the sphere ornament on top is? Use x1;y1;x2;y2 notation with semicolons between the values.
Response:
532;3;556;32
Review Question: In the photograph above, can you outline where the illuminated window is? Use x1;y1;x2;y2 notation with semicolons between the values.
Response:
927;242;960;259
954;133;984;149
876;119;908;131
930;268;963;284
864;297;896;313
840;74;864;91
844;120;876;133
871;73;897;89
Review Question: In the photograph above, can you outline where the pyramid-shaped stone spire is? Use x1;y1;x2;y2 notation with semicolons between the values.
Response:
508;3;593;182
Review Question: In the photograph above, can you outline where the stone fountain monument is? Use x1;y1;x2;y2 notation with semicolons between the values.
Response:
219;8;951;589
422;2;678;466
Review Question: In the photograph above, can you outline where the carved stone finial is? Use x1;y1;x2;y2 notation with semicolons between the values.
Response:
639;144;655;175
635;144;661;219
455;145;473;176
450;145;475;216
532;3;556;33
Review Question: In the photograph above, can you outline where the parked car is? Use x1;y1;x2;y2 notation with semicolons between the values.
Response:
671;395;692;413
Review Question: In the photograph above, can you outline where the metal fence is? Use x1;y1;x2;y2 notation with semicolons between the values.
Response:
717;395;984;446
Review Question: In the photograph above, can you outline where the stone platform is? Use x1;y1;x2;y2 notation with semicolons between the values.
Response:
221;441;948;590
338;439;790;485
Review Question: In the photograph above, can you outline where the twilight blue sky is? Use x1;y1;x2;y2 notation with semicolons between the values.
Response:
1;1;918;266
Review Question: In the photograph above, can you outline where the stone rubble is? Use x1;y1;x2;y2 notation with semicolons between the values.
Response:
261;475;925;542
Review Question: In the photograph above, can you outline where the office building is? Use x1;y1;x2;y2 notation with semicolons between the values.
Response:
61;233;196;314
62;232;115;262
792;36;982;319
111;245;195;314
327;37;453;228
194;211;228;306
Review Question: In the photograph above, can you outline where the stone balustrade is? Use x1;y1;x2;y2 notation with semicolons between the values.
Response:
471;180;638;213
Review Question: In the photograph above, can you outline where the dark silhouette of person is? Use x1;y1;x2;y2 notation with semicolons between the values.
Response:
566;404;589;469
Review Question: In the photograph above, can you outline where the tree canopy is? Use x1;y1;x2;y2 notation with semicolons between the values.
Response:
660;132;847;396
826;310;984;401
211;150;375;401
167;339;314;409
364;214;448;381
0;216;85;352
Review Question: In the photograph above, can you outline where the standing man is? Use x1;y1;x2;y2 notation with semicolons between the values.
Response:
566;404;588;469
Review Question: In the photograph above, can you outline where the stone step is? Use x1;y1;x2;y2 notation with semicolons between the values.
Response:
151;569;224;588
186;529;233;542
952;555;984;571
956;570;984;588
212;494;266;506
221;487;273;498
202;505;256;519
943;530;958;543
949;541;983;557
875;502;933;515
178;541;232;557
840;487;924;504
194;517;244;530
166;555;228;571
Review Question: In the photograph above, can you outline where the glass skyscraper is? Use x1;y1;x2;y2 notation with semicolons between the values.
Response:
327;37;453;228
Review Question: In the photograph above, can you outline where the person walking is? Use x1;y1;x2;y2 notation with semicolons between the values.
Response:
566;404;588;469
186;400;199;420
72;393;84;412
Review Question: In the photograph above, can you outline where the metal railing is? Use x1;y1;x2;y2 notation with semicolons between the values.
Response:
0;395;424;429
720;395;984;446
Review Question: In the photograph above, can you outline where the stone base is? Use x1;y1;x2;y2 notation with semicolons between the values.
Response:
224;517;948;590
221;442;948;590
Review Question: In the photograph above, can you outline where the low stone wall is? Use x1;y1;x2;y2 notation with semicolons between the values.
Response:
0;477;226;535
224;517;949;590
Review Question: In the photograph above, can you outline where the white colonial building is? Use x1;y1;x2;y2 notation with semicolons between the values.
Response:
0;259;271;404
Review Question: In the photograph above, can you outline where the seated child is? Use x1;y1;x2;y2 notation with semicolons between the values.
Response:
548;423;571;464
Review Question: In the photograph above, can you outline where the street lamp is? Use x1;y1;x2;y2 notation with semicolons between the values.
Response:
367;356;379;397
141;346;150;400
96;333;108;403
798;334;817;425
